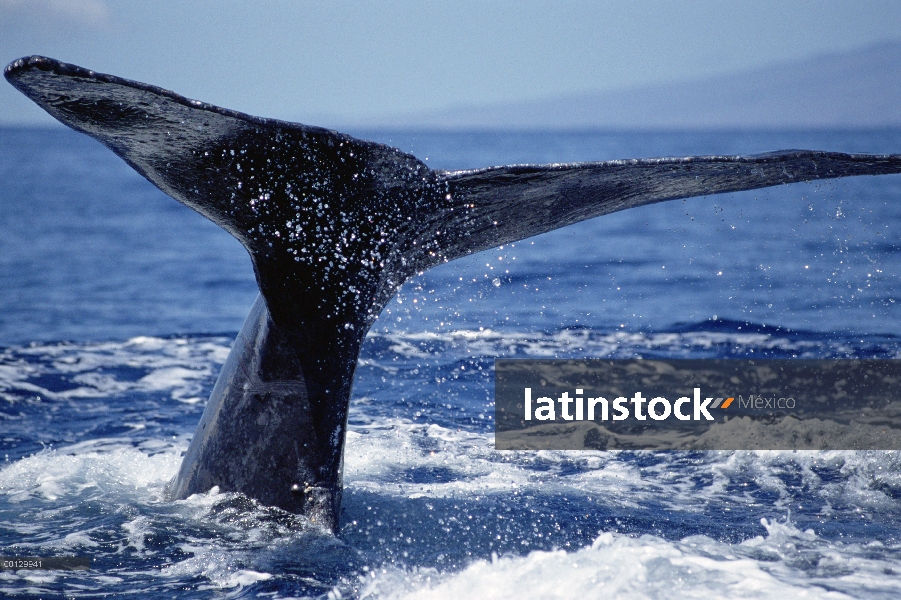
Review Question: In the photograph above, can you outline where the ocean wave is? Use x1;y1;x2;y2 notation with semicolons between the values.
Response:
3;330;901;597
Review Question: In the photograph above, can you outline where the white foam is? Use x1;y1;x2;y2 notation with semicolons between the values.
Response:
122;516;152;553
161;549;273;590
362;522;896;599
0;336;231;403
371;328;829;361
344;413;901;523
0;442;181;505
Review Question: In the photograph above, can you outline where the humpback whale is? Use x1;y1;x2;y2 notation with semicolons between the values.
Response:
6;56;901;532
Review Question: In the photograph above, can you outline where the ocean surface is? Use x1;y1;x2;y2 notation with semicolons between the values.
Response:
2;127;901;598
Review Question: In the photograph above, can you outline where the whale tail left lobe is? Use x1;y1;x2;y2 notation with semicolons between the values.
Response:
6;56;443;529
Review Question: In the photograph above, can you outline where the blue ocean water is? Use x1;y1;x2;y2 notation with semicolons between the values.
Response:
2;126;901;598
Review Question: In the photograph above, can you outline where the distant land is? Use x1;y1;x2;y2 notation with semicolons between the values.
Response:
362;41;901;130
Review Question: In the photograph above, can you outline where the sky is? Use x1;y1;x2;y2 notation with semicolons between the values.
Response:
2;0;901;126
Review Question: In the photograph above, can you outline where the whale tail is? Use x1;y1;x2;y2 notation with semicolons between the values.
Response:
7;55;901;531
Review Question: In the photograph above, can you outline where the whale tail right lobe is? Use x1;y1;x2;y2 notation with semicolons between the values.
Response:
428;151;901;269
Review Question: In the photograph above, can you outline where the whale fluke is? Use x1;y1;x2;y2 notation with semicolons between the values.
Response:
7;55;901;531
